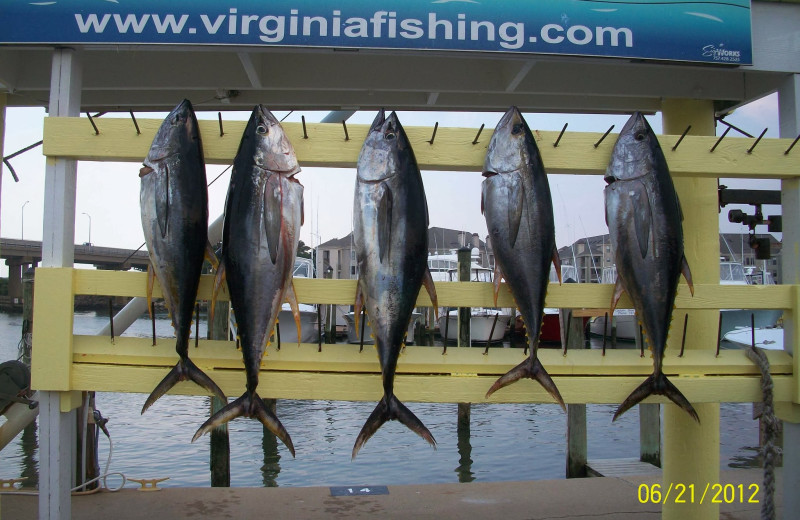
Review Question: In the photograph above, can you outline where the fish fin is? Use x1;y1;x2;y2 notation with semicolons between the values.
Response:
378;183;393;263
422;268;439;320
630;179;652;259
155;161;170;239
552;248;563;285
141;358;226;414
485;357;565;411
681;255;694;296
492;263;504;307
263;173;283;265
352;394;436;459
192;392;295;457
354;282;364;339
507;179;524;249
146;265;155;320
209;260;226;329
285;280;302;347
610;277;625;315
204;241;220;271
613;372;699;423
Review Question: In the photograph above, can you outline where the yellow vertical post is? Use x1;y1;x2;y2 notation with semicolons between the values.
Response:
661;99;720;520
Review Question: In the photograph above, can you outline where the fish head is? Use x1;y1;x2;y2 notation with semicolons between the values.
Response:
140;99;199;176
248;105;300;177
483;106;533;178
357;110;411;182
604;112;659;184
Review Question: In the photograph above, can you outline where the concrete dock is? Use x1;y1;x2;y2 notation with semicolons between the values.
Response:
0;468;780;519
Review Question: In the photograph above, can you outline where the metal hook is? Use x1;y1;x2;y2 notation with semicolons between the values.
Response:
276;322;281;351
108;299;115;343
194;303;200;348
472;124;485;145
302;115;308;139
218;112;224;137
86;112;99;135
602;312;608;356
553;123;568;148
716;117;754;138
784;133;800;155
746;128;768;154
679;313;688;357
428;122;439;145
130;110;141;135
671;125;691;151
342;120;350;141
151;301;156;346
593;125;614;148
715;313;723;357
710;126;731;153
359;307;366;353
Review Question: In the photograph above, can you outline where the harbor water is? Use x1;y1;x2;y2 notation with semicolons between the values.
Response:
0;310;762;488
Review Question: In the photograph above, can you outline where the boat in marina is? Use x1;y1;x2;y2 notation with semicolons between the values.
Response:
723;326;783;350
587;266;638;341
541;264;582;343
343;312;422;345
719;262;783;337
274;258;321;344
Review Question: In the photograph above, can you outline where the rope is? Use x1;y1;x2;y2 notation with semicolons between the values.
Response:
745;346;781;520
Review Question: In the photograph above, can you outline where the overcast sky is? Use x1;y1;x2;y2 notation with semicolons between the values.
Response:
0;93;782;276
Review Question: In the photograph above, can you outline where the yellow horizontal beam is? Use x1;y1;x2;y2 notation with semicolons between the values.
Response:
72;335;793;377
68;364;793;406
73;268;794;310
43;117;800;179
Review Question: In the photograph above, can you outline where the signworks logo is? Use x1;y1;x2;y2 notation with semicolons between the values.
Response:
702;43;741;62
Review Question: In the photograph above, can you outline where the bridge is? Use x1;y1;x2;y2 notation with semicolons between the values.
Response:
1;238;150;304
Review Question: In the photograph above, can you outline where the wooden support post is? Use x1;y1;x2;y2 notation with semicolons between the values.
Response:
457;247;471;348
37;48;82;520
455;402;473;482
21;267;34;366
639;404;661;467
208;301;230;487
261;398;280;487
563;309;587;478
661;99;720;520
778;73;800;517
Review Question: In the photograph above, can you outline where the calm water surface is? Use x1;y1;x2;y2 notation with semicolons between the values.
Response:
0;310;761;488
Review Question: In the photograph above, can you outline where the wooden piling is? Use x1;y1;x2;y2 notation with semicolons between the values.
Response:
208;300;231;487
639;404;661;466
562;309;587;478
457;247;471;348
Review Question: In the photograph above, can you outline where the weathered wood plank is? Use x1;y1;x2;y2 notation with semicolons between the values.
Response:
43;117;800;179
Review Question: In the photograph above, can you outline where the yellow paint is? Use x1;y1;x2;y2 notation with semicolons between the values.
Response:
73;269;793;310
42;117;800;179
59;391;83;412
30;268;75;391
661;99;720;520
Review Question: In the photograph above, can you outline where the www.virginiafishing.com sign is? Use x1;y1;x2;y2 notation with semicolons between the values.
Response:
0;0;752;65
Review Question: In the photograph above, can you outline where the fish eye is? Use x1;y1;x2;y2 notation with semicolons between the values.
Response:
634;132;646;141
385;132;396;140
257;124;268;135
512;123;524;135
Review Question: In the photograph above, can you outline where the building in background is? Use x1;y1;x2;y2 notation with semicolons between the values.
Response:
316;226;489;280
558;232;782;284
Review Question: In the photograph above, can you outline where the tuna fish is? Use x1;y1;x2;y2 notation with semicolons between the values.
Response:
481;107;565;408
352;110;439;458
139;99;225;414
604;112;697;422
192;106;304;454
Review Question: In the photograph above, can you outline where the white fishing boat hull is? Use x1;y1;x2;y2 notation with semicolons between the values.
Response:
343;312;422;345
588;309;638;341
438;310;511;343
276;303;320;344
723;326;783;350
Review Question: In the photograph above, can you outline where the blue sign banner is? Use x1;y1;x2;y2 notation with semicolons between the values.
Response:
0;0;752;65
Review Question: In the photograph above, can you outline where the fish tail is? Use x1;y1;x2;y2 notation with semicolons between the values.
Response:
613;372;699;423
352;394;436;459
191;392;295;456
485;357;565;411
141;357;226;414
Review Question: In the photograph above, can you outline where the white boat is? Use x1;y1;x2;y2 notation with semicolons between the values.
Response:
343;312;422;345
275;258;321;344
438;308;511;343
587;266;638;341
723;326;783;350
719;262;783;336
431;260;512;344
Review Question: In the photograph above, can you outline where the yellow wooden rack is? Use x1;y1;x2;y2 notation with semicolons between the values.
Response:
33;116;800;415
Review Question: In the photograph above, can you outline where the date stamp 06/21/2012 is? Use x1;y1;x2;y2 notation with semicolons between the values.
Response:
637;483;760;505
